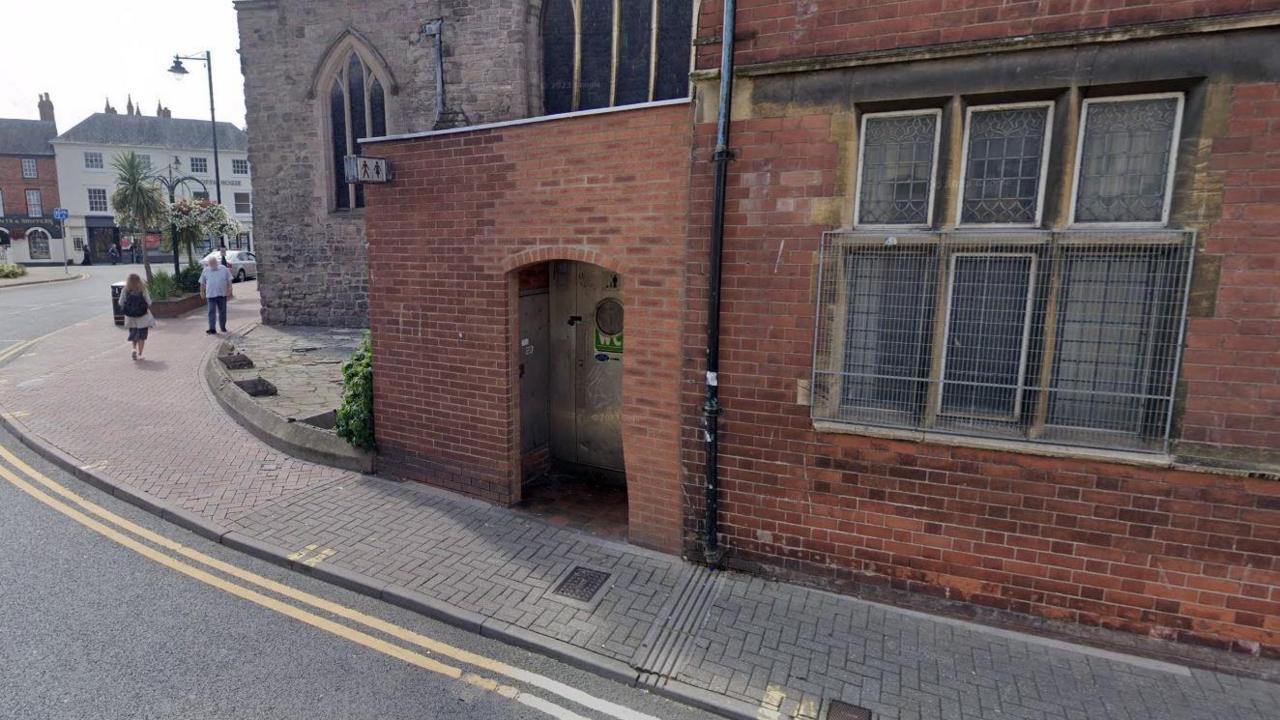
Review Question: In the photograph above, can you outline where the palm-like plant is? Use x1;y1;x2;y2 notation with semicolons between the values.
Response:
110;152;166;282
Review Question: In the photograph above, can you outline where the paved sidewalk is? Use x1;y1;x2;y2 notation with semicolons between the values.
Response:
2;289;1279;720
0;265;85;289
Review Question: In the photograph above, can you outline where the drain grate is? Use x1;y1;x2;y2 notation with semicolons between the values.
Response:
826;700;872;720
552;566;610;602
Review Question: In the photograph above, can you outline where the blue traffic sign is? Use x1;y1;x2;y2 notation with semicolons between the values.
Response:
52;208;69;221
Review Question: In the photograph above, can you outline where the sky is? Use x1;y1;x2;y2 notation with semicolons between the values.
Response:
2;0;247;130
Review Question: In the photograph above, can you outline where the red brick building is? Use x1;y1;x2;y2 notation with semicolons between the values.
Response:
361;2;1280;655
0;94;62;265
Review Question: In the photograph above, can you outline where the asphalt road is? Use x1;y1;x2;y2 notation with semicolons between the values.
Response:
0;279;712;720
0;265;138;349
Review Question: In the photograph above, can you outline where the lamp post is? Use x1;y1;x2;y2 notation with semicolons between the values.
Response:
167;52;222;207
155;156;207;276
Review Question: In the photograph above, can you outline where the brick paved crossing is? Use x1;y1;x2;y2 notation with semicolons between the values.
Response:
2;292;1279;719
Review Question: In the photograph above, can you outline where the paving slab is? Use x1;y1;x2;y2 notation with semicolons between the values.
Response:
2;287;1279;720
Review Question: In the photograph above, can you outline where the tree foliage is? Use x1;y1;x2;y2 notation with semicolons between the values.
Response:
110;152;166;282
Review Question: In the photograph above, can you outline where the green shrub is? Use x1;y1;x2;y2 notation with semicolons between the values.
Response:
147;271;180;300
177;263;202;294
335;332;375;451
0;263;28;279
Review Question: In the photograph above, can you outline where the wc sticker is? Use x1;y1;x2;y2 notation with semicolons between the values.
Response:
594;329;623;354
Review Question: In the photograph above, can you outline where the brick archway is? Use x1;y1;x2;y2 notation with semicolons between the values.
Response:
501;245;627;275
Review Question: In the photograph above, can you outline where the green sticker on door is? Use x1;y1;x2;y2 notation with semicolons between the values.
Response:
594;329;623;354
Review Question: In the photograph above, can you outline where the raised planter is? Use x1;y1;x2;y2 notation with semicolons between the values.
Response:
149;292;204;316
151;293;205;318
205;334;375;474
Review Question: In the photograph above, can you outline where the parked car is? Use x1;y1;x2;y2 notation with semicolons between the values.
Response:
203;250;258;282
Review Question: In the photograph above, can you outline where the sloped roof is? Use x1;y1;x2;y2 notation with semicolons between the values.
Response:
54;113;247;152
0;119;57;156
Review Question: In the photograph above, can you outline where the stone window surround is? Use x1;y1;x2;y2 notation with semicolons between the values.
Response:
820;86;1195;463
311;30;397;215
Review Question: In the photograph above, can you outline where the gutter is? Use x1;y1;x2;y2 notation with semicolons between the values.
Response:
702;0;736;568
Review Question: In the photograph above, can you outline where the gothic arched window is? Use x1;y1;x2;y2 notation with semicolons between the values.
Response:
542;0;694;115
327;51;388;210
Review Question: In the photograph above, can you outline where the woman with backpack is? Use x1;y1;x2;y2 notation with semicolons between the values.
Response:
120;273;155;361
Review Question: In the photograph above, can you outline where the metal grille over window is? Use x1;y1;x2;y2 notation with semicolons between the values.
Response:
961;106;1050;225
857;112;939;226
813;230;1196;453
1073;96;1181;224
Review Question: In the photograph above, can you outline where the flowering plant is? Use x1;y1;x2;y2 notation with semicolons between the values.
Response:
167;198;243;263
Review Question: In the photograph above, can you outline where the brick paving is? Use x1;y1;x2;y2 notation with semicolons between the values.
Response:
2;289;1279;720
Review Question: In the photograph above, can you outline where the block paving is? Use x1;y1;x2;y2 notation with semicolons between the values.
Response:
2;291;1278;719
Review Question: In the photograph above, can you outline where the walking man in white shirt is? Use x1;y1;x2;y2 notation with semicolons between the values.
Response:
200;256;234;335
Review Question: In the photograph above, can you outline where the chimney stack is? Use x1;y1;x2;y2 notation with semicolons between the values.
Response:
37;93;56;130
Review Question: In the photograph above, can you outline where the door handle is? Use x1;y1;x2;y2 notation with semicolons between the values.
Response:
567;315;583;326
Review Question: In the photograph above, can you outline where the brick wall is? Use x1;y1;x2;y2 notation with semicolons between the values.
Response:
364;103;693;553
680;53;1280;651
1180;83;1280;455
695;0;1280;69
0;156;59;216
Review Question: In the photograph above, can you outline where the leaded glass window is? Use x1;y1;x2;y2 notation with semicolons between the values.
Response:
856;111;940;226
326;51;388;211
960;105;1051;225
1072;95;1182;224
541;0;693;114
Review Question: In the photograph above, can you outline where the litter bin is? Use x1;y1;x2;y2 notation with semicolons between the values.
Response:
111;281;125;326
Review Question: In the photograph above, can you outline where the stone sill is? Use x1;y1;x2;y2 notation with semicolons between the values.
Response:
811;420;1277;480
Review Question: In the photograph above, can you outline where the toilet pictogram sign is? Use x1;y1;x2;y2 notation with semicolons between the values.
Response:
343;155;392;183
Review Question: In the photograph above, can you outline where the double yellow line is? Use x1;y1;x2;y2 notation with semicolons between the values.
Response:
0;442;660;720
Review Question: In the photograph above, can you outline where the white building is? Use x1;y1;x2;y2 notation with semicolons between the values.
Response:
51;112;253;264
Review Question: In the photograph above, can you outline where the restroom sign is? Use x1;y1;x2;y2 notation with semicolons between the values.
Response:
594;329;623;354
344;155;392;183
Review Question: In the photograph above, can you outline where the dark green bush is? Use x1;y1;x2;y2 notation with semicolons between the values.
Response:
147;271;180;300
335;331;375;451
177;263;202;294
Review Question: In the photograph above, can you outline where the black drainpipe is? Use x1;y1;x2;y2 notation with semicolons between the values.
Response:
703;0;736;568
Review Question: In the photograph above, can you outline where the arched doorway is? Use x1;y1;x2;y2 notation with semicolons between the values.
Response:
516;259;627;539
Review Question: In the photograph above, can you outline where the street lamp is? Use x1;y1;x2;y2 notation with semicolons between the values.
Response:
155;156;208;276
168;52;222;207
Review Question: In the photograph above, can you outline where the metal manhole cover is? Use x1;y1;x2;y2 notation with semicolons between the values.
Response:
553;566;610;602
827;700;872;720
